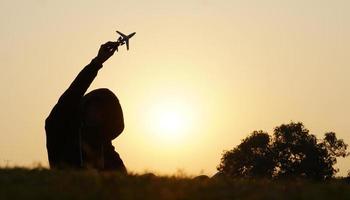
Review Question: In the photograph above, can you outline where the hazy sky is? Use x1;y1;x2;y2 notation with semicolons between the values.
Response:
0;0;349;176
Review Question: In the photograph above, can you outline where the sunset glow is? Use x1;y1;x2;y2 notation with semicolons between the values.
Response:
1;0;350;176
146;100;194;142
157;110;185;135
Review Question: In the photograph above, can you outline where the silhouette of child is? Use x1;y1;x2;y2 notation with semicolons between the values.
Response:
45;42;126;172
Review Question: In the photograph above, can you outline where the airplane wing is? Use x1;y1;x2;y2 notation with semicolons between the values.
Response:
126;40;129;50
116;31;127;38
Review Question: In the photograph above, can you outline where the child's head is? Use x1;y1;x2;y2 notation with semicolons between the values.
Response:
81;88;124;141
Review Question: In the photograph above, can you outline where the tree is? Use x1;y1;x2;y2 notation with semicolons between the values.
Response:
272;123;341;179
217;131;275;178
217;122;349;180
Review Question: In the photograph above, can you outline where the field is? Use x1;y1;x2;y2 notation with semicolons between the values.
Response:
1;168;350;200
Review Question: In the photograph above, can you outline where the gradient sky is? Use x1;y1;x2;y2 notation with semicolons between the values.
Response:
0;0;349;176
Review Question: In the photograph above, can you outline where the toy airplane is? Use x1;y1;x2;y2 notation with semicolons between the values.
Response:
116;31;136;51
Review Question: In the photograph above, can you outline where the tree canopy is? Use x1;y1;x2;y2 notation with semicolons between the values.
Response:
217;122;349;180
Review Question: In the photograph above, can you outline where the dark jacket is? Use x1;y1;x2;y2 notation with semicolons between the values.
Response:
45;60;126;173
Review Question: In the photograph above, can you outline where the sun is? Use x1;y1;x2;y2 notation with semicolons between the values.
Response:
147;101;193;141
157;110;186;134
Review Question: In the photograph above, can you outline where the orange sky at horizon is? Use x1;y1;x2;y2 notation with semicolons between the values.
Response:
0;0;350;176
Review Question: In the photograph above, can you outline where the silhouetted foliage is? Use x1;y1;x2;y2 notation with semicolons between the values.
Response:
218;122;349;180
217;131;274;178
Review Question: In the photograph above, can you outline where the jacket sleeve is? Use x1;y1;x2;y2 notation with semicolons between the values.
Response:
45;59;103;127
45;59;103;168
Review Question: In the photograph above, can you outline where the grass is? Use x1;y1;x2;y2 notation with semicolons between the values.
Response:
1;168;350;200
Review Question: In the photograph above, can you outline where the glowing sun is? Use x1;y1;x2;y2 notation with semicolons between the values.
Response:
157;110;186;133
148;101;193;140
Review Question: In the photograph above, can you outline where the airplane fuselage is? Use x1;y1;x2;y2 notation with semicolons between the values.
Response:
116;31;136;50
